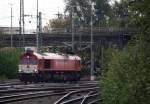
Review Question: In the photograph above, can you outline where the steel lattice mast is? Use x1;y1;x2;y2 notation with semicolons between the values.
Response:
20;0;25;47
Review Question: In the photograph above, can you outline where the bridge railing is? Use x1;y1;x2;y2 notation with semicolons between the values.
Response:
43;27;137;34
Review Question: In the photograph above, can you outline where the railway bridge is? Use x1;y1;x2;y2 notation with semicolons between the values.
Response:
0;28;137;48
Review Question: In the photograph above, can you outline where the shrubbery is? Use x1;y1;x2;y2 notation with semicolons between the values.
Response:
99;1;150;104
100;38;149;104
0;48;20;79
77;50;91;76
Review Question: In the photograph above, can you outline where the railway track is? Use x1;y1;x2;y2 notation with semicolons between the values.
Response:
0;90;67;103
0;80;97;89
54;87;100;104
0;79;21;86
0;80;100;104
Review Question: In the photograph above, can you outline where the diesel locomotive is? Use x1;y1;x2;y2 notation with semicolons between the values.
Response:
18;50;81;82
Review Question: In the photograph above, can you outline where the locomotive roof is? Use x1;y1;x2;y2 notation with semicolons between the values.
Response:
33;52;43;59
20;52;43;59
42;52;81;60
21;52;81;60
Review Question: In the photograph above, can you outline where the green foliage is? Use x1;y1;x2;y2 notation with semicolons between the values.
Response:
109;0;136;28
77;49;91;76
77;46;112;77
94;0;111;20
64;0;91;26
94;46;114;76
94;0;112;27
100;42;150;103
99;0;150;104
102;47;114;71
64;0;112;27
0;48;20;79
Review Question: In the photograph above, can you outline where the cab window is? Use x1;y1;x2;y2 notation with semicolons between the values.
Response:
44;60;51;68
30;59;37;65
20;59;28;64
20;58;37;65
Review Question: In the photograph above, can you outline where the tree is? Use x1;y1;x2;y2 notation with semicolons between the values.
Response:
108;0;135;27
99;0;150;104
64;0;91;26
43;16;70;33
94;0;112;27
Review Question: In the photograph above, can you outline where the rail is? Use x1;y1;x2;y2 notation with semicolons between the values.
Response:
0;80;99;104
54;87;97;104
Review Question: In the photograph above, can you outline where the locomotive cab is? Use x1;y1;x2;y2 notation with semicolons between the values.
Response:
18;50;40;82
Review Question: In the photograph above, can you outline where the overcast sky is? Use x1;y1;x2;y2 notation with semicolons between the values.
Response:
0;0;65;29
0;0;119;30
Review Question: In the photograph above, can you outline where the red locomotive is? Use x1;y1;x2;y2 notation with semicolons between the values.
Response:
18;50;81;82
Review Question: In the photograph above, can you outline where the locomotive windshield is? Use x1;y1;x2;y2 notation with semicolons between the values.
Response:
20;58;37;65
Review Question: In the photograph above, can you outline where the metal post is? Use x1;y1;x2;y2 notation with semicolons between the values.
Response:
90;4;94;81
36;0;39;52
39;12;42;33
22;0;25;46
19;0;22;47
101;45;103;71
39;12;42;52
9;3;13;47
99;21;100;32
20;0;25;47
71;6;75;53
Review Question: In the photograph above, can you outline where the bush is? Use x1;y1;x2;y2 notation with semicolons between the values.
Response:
77;50;91;76
0;48;20;79
99;41;150;104
99;1;150;104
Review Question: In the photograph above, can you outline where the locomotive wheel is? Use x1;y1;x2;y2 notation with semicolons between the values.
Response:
37;73;44;82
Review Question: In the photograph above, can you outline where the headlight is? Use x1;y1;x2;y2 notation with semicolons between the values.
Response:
34;69;38;73
19;70;22;72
